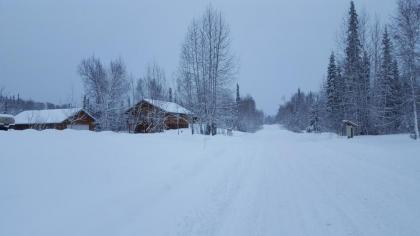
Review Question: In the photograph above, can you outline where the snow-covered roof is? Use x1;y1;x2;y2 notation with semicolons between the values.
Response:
0;114;14;118
143;99;192;115
342;120;359;127
14;108;86;125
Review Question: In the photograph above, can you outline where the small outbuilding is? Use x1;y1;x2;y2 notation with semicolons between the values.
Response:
14;108;96;131
126;99;193;133
342;120;358;138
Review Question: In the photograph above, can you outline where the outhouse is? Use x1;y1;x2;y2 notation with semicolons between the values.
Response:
342;120;358;138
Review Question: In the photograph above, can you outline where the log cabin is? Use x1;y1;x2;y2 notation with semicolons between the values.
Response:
126;99;193;133
14;108;96;131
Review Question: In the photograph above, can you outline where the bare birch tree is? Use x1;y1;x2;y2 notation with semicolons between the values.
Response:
393;0;420;139
177;5;236;135
78;56;129;131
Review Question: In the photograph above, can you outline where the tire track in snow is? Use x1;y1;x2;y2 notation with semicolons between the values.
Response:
176;140;255;236
115;138;240;235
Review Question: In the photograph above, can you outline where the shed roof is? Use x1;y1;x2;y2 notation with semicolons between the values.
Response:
14;108;91;125
342;120;359;127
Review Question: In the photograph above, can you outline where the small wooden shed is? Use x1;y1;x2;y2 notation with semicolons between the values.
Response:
342;120;358;138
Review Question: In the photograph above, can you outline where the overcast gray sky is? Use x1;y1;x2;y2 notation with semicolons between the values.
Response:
0;0;396;114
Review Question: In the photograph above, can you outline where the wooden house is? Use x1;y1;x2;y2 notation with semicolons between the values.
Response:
14;108;96;131
126;99;193;133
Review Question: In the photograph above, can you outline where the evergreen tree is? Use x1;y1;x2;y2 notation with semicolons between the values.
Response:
391;59;403;131
343;1;369;134
326;52;342;132
360;50;371;134
168;88;173;102
309;99;321;133
236;83;240;103
82;95;87;109
374;28;401;134
235;83;241;129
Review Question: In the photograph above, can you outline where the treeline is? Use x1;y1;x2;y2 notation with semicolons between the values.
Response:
236;85;264;132
276;90;320;132
0;89;70;115
79;5;263;134
276;0;420;138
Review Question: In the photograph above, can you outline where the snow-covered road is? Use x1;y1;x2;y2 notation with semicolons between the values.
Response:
1;126;420;236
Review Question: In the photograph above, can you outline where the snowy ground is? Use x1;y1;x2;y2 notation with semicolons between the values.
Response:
1;125;420;236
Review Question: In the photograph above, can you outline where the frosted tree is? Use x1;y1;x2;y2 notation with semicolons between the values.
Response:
78;56;129;131
391;59;403;132
316;82;330;131
78;56;108;128
135;78;145;102
237;95;264;132
107;58;130;130
360;50;371;133
143;63;167;101
127;63;169;132
326;52;343;132
177;5;236;135
369;17;383;87
373;29;402;134
276;89;318;132
309;98;322;133
393;0;420;139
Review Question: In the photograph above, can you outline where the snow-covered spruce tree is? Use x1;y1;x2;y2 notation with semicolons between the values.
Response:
373;29;403;134
326;52;343;132
393;0;420;139
391;59;404;132
369;18;383;91
315;79;330;131
360;50;371;133
235;83;240;130
289;89;306;131
309;94;322;133
342;1;370;134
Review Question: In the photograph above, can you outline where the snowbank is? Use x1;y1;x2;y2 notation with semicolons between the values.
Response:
1;126;419;236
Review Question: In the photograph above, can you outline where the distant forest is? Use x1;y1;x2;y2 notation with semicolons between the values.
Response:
275;0;420;139
0;89;70;115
